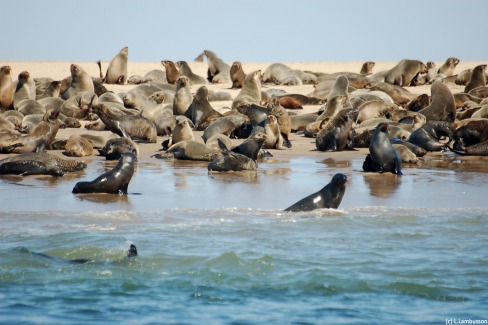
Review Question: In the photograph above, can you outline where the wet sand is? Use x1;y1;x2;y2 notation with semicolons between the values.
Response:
0;60;487;212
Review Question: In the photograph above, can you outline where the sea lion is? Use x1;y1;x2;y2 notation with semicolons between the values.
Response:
230;61;246;89
207;141;257;172
418;81;456;122
389;138;427;157
362;122;403;175
0;65;14;110
94;103;158;143
172;115;194;145
261;63;316;85
468;86;488;99
464;64;487;93
232;70;263;115
406;94;430;112
202;115;247;142
449;140;488;156
384;59;428;87
127;70;166;84
166;140;222;161
16;99;46;116
438;57;460;77
450;119;488;152
231;132;266;161
366;82;417;106
392;143;419;164
407;120;453;151
424;61;438;84
261;115;284;149
100;47;128;84
161;60;182;84
455;69;472;86
206;134;233;151
36;80;61;100
267;97;292;147
184;86;222;131
291;113;320;132
356;100;396;124
316;108;357;152
140;91;171;123
18;244;137;264
98;137;139;160
64;135;94;157
60;91;97;119
173;76;193;115
0;151;86;176
204;50;231;83
360;62;375;75
175;61;207;84
72;152;136;194
13;71;36;109
62;64;94;99
284;173;347;212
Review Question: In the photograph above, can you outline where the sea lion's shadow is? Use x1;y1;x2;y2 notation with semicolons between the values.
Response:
73;192;141;204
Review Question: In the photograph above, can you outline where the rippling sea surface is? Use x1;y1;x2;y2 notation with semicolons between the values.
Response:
1;156;487;324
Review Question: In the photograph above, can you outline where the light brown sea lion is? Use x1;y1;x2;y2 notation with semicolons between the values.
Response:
206;134;233;151
468;86;488;99
64;135;94;157
405;93;431;112
277;96;303;109
140;91;171;123
0;66;14;110
171;115;194;145
78;134;107;149
0;115;16;131
13;71;36;109
173;76;193;115
464;64;487;93
262;115;284;149
356;100;397;124
16;99;46;116
204;50;231;83
455;69;472;85
419;81;456;122
267;97;292;148
202;115;247;142
438;57;460;77
360;61;375;75
392;144;419;164
36;80;61;100
231;70;262;114
384;59;427;87
62;64;94;99
367;82;417;106
175;61;208;85
230;61;246;89
59;91;96;119
184;86;222;131
315;108;358;152
261;63;317;86
99;47;128;84
425;61;437;84
291;113;319;132
84;118;107;131
2;110;24;129
166;140;222;161
161;60;182;84
316;95;347;122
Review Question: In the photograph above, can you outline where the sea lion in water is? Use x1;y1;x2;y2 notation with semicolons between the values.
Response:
161;60;182;84
418;81;456;122
384;59;427;87
204;50;231;83
19;244;137;264
464;64;486;93
0;151;86;176
72;152;136;194
230;61;246;89
362;122;403;175
0;65;14;110
98;47;128;84
284;173;347;212
175;61;208;85
316;108;358;152
207;140;257;172
407;121;453;152
98;137;139;160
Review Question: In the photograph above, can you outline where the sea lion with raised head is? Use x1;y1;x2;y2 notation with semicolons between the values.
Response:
13;71;36;109
98;47;128;84
230;61;246;89
285;173;347;212
175;61;208;84
464;64;487;93
161;60;182;84
0;66;14;110
184;86;222;130
204;50;231;83
316;108;358;152
62;64;94;99
384;59;428;87
231;132;266;161
72;152;136;194
419;80;456;122
173;76;193;115
360;61;375;75
232;70;263;115
438;57;460;77
362;122;403;175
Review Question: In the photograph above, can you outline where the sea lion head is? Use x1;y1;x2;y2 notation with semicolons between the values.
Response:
449;57;460;66
1;66;11;75
426;61;436;69
18;71;30;81
120;47;129;55
378;122;390;133
266;115;277;125
176;76;190;87
149;91;166;104
70;64;80;76
419;62;428;74
331;173;348;186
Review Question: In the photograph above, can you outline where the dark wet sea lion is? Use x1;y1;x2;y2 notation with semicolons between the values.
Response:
362;122;403;175
315;108;358;152
0;151;86;176
208;139;257;172
231;132;266;161
450;120;488;151
407;121;453;152
98;137;139;160
285;173;347;212
72;152;136;194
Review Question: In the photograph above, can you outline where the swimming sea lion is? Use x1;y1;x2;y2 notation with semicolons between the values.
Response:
0;151;86;176
204;50;231;83
100;47;128;84
316;108;358;151
230;61;246;89
419;80;456;122
384;59;427;87
72;152;136;194
362;122;403;175
175;61;207;84
464;64;486;93
284;173;347;212
0;66;14;110
162;60;182;84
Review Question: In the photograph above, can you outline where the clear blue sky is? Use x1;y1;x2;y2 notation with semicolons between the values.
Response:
1;0;486;63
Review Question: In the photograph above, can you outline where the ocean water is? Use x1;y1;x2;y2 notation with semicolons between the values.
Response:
1;154;487;324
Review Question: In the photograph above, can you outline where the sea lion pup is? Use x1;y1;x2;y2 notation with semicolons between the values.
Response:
464;64;487;93
450;119;488;151
438;57;460;77
99;137;139;160
64;135;94;157
407;121;453;152
166;140;222;161
202;115;247;142
171;115;194;145
230;132;266;161
356;99;397;124
230;61;246;89
259;115;284;149
161;60;182;84
207;140;257;172
13;71;36;109
0;151;87;176
267;97;292;147
424;61;438;84
19;244;137;264
72;152;136;194
391;144;419;164
175;61;208;84
173;76;193;115
418;81;455;122
0;65;14;110
93;103;158;143
360;61;375;75
204;50;231;83
362;122;403;175
139;91;169;123
36;80;61;99
97;46;128;84
284;173;347;212
316;108;358;152
384;59;428;87
231;70;263;114
62;64;94;99
184;86;222;131
390;138;427;157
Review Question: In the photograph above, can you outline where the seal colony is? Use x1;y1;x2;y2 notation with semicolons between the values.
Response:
1;49;487;210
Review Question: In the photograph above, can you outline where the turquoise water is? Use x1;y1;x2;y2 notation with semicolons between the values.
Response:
1;155;488;324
